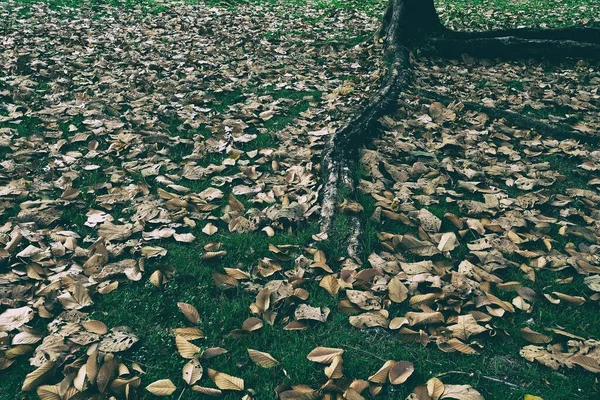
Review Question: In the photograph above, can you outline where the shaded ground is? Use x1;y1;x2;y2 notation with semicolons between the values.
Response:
1;1;600;399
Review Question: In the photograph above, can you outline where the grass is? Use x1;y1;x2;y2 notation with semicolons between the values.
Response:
2;0;600;399
437;0;600;30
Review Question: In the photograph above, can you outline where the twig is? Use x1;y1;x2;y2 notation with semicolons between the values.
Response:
435;370;519;388
481;375;519;388
436;370;473;378
345;345;389;363
177;387;186;400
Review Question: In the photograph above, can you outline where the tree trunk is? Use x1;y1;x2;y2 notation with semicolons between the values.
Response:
381;0;444;41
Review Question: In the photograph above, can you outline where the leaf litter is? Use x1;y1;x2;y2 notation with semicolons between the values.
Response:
1;0;600;399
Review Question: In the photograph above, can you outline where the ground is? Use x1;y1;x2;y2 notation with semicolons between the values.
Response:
1;1;600;399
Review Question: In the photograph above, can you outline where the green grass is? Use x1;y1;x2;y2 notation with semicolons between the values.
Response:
437;0;600;30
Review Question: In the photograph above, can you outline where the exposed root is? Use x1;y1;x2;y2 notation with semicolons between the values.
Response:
319;0;410;254
445;26;600;44
319;137;341;235
425;36;600;60
322;0;599;261
416;89;600;145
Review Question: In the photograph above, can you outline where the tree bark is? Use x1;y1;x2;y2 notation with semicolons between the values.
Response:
380;0;444;41
446;26;600;44
425;36;600;60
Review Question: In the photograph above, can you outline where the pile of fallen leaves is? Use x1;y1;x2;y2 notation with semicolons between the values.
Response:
351;55;600;370
2;0;600;398
0;0;385;397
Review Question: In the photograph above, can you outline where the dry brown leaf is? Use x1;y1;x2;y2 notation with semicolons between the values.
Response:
427;377;445;400
389;317;409;330
98;327;138;352
171;327;205;340
0;306;34;332
176;335;202;359
368;360;395;383
440;384;483;400
324;354;344;379
202;223;218;236
551;292;586;305
294;304;329;322
22;361;55;391
570;354;600;373
388;361;414;385
146;379;177;396
242;317;263;332
388;277;408;303
86;351;99;384
97;353;118;393
319;275;340;296
349;312;388;328
177;302;201;324
182;358;203;385
201;347;228;359
520;327;552;344
82;320;108;335
248;349;279;368
306;347;344;364
36;385;61;400
208;369;244;391
191;386;223;396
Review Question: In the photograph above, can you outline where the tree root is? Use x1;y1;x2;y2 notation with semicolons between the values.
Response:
319;0;410;260
424;36;600;60
323;0;599;261
415;88;600;145
444;26;600;44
